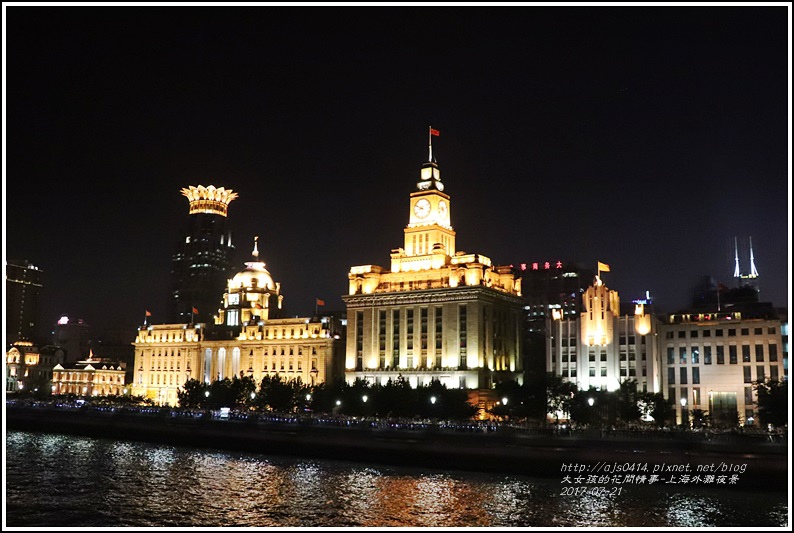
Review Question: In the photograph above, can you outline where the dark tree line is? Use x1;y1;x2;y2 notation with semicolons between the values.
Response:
176;375;478;420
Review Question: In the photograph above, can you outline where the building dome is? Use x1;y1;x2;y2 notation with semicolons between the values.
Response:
230;260;274;290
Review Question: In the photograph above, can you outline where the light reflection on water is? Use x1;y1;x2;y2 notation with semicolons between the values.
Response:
5;431;788;528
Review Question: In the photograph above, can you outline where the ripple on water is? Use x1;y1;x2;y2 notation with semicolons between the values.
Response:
5;431;789;528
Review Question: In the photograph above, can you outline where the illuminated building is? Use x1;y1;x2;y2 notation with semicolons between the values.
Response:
5;342;64;393
342;133;524;411
51;350;126;396
519;260;595;386
169;184;238;325
132;238;344;406
660;308;785;426
5;259;43;346
546;270;664;395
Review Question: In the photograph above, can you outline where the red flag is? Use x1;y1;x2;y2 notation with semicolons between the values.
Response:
430;128;440;136
145;310;152;317
192;307;199;315
316;298;325;307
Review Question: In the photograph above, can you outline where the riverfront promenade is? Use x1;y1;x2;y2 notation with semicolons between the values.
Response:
6;403;788;492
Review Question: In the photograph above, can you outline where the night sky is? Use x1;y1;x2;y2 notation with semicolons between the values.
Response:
4;4;791;342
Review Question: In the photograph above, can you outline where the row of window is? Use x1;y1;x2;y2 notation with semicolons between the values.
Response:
666;345;779;365
664;326;776;339
667;364;780;385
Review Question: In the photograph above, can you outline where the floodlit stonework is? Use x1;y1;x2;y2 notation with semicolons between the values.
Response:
343;140;524;411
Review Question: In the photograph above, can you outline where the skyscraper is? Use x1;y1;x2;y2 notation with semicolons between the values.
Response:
5;259;44;346
168;185;238;325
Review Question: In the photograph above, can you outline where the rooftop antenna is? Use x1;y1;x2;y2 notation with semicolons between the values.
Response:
748;236;759;278
733;237;741;279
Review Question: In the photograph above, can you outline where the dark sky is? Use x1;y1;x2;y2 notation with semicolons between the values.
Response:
4;4;791;341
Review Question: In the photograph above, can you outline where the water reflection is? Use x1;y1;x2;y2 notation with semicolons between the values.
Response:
5;431;788;528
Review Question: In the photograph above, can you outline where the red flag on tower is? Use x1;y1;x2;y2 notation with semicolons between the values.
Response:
145;310;152;317
192;307;199;315
430;128;440;136
316;298;325;307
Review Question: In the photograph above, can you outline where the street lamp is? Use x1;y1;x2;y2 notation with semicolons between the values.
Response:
362;395;368;403
430;396;437;405
588;397;595;407
680;397;688;428
502;397;508;406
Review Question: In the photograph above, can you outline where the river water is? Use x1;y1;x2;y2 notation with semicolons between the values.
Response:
4;430;789;528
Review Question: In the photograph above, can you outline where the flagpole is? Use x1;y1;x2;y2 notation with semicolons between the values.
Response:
428;125;433;161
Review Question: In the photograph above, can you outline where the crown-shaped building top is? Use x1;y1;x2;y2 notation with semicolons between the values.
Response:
181;185;238;217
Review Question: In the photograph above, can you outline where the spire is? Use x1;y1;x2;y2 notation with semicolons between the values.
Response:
749;236;759;277
252;236;259;259
418;127;443;191
428;126;440;163
733;237;741;278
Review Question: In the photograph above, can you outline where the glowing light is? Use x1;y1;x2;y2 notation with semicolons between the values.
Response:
181;185;238;217
588;397;595;406
430;396;437;405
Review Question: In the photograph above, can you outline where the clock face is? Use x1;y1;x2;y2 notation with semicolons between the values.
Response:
438;200;448;219
414;198;431;219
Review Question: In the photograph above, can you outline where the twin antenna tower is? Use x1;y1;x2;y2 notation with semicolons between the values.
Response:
731;236;760;293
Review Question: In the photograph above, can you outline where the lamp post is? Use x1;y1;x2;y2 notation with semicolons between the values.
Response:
680;397;688;428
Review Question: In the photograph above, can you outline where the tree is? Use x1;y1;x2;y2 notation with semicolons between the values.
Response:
258;375;305;413
372;375;414;418
544;373;578;423
230;375;257;409
754;378;788;428
638;392;674;428
615;379;642;425
177;378;208;409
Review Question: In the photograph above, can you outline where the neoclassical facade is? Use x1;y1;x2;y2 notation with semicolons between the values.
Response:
343;139;525;408
131;239;344;406
6;342;64;393
52;352;126;396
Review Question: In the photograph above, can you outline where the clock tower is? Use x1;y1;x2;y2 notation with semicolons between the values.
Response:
345;130;524;407
404;157;456;259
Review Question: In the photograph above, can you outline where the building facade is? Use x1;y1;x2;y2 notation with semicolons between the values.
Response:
659;310;785;426
342;140;524;410
5;259;44;346
546;275;664;395
546;269;787;426
6;342;64;392
169;184;238;324
132;239;345;406
51;352;127;397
